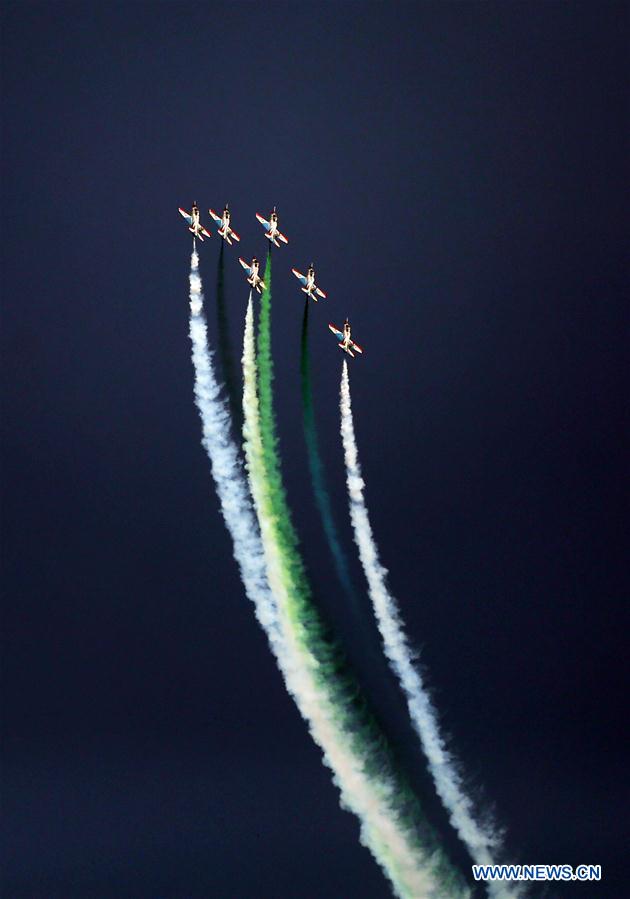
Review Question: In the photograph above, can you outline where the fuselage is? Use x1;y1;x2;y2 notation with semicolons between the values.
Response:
267;212;279;240
248;259;261;288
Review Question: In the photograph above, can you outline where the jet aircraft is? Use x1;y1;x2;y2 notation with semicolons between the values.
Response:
329;319;363;358
209;204;240;245
256;206;289;247
239;256;266;294
178;202;211;241
292;264;327;302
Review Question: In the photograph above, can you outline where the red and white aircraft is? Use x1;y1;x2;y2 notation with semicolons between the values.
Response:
178;202;211;241
256;206;288;247
329;319;363;358
239;256;266;294
209;204;240;245
292;264;327;302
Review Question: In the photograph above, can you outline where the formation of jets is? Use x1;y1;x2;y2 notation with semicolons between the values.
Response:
178;202;364;357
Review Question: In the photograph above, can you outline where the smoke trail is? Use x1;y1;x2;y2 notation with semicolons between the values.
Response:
215;242;243;437
188;246;279;639
242;256;470;899
339;361;520;898
189;246;466;896
300;298;358;606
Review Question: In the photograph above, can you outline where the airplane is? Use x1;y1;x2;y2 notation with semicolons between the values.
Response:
292;264;327;302
209;203;240;245
328;319;363;358
239;256;266;294
255;206;289;247
178;202;211;241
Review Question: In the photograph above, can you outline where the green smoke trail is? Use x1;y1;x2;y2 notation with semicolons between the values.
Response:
243;252;468;898
300;297;358;607
215;241;242;436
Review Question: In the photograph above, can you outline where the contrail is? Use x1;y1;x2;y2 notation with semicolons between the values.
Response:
241;255;470;899
339;361;521;898
300;298;358;607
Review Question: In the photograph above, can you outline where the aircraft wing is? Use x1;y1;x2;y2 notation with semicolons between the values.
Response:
350;341;363;354
292;268;307;286
229;230;241;242
328;323;343;341
239;257;253;275
209;208;222;225
277;231;289;244
200;226;211;239
315;287;327;299
256;213;271;231
178;207;193;224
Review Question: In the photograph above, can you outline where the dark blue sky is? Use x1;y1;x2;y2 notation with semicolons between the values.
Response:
2;2;627;897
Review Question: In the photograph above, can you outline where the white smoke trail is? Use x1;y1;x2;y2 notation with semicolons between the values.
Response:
188;248;280;641
241;298;468;899
340;361;521;898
